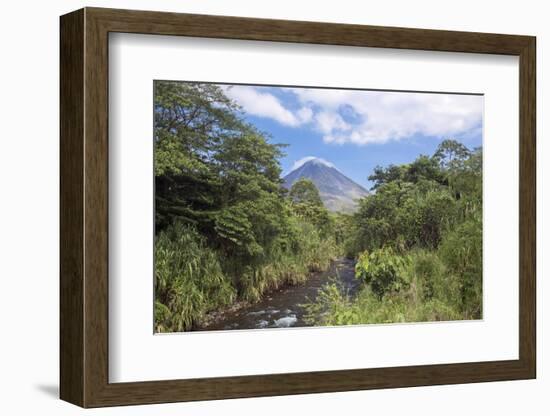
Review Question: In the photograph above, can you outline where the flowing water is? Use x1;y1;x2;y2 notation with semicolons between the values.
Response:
194;258;360;331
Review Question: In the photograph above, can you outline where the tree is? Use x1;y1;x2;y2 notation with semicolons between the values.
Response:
288;179;332;236
154;81;242;176
368;155;445;191
368;164;406;190
351;181;410;252
432;139;471;171
446;146;482;217
351;176;457;253
289;178;323;206
404;155;446;185
154;81;242;231
213;131;287;261
153;81;304;289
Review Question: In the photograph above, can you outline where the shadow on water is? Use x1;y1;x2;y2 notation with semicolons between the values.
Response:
195;258;359;331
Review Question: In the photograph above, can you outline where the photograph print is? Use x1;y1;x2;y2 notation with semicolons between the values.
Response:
154;81;483;333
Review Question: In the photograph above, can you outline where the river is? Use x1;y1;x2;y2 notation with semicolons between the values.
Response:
194;258;360;331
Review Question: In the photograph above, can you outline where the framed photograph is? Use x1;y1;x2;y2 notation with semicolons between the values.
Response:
60;7;536;408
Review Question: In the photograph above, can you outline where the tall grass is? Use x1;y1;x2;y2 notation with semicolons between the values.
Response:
235;220;339;302
155;219;340;331
154;223;236;332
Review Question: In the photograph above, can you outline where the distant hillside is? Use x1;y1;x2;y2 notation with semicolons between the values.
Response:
283;158;369;213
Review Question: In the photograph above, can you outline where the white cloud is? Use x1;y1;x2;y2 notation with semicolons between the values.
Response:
223;86;302;127
291;156;335;171
315;111;351;134
224;85;483;146
296;107;313;123
291;88;483;145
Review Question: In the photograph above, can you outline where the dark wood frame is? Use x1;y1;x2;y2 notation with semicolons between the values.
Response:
60;7;536;408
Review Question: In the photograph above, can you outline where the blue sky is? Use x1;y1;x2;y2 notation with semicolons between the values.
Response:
222;84;483;189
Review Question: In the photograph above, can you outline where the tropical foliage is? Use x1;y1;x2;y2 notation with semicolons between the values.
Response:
304;140;482;325
154;80;482;332
154;82;339;331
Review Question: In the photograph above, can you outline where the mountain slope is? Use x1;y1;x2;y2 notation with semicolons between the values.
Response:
283;158;369;213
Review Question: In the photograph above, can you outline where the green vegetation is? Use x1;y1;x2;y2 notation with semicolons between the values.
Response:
154;223;236;333
154;82;339;332
154;80;482;332
304;140;482;326
354;247;410;299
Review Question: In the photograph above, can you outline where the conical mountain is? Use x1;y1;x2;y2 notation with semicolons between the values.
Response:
283;158;369;213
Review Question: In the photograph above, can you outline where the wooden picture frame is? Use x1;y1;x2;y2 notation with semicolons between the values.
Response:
60;7;536;408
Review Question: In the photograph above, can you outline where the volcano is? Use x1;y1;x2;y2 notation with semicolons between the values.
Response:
283;158;369;213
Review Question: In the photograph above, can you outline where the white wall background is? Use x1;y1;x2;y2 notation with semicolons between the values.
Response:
0;0;545;414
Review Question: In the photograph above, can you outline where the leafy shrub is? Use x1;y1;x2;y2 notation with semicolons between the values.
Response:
411;250;454;302
354;247;410;299
402;187;457;249
303;282;462;327
439;214;482;318
154;223;236;332
302;282;354;326
303;247;468;327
